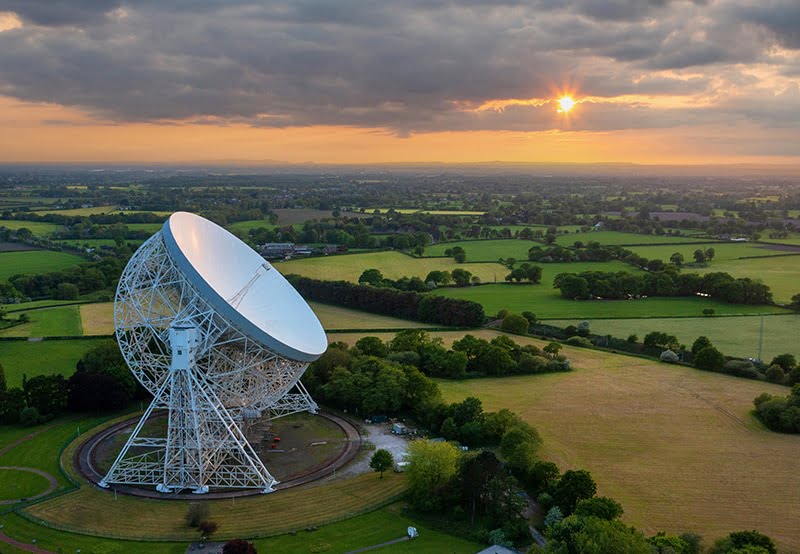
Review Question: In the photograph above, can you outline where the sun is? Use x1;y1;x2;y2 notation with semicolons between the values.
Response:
557;96;575;113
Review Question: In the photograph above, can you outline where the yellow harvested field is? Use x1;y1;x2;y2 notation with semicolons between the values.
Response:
72;301;427;335
277;251;506;283
79;302;115;335
433;330;800;551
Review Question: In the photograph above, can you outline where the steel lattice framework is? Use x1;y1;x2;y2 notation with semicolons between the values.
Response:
100;232;318;493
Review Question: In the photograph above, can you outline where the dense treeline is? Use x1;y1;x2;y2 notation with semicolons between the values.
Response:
0;341;143;424
754;385;800;434
554;269;772;305
6;255;124;300
286;275;486;327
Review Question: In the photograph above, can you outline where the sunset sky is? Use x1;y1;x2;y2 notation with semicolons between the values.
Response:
1;1;799;165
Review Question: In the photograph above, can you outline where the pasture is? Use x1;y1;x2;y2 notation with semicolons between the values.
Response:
0;338;109;387
0;305;82;337
0;220;61;235
548;314;800;360
276;251;508;283
434;330;800;551
693;255;800;304
273;208;363;224
554;230;710;246
425;238;541;261
125;222;164;233
0;250;85;281
624;241;799;263
32;205;117;216
0;468;50;501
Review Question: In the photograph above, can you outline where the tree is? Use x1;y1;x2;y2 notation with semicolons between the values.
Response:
574;497;624;520
705;247;716;261
355;336;387;357
543;342;562;357
370;449;394;478
358;268;384;286
500;313;529;335
19;406;42;426
55;282;79;300
790;293;800;311
223;539;257;554
454;251;467;263
500;422;541;473
553;469;597;515
670;252;684;266
694;346;726;371
451;268;473;287
0;362;6;393
544;506;564;528
23;374;67;419
765;364;785;383
693;249;706;263
576;320;590;337
413;246;425;257
711;530;777;554
0;387;25;423
769;353;796;371
558;275;590;299
406;440;460;511
691;336;713;356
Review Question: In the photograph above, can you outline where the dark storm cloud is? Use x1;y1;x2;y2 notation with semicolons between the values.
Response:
728;1;800;49
0;0;797;133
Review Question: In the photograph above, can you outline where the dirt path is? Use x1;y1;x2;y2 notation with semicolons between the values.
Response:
0;424;58;458
0;531;57;554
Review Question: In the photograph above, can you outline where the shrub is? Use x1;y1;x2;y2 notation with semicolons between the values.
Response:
186;503;210;528
660;350;680;363
694;346;726;372
723;360;759;379
198;520;218;539
501;313;529;335
574;496;624;520
765;365;785;383
19;406;42;426
627;334;638;343
770;353;796;371
223;539;257;554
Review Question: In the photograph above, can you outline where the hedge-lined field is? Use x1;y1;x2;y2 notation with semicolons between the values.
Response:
548;314;800;360
554;230;710;246
0;305;82;338
0;338;109;387
0;220;61;235
0;250;85;281
277;250;507;283
435;332;800;552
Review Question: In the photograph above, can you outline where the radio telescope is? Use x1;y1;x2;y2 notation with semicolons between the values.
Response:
99;212;327;494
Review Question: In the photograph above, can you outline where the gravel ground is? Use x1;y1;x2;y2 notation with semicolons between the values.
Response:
330;423;410;479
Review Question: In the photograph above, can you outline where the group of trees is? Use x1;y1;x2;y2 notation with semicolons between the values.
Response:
0;341;145;425
357;267;479;291
555;269;772;305
7;255;124;300
504;263;542;284
451;333;569;377
287;276;486;327
753;384;800;434
670;247;716;266
0;367;68;425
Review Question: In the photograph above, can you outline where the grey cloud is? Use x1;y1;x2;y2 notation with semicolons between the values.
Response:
0;0;795;134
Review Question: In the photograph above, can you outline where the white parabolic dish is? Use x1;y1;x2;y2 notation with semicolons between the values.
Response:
161;211;326;362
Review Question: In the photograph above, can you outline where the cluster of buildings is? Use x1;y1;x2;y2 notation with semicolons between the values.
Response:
259;242;340;260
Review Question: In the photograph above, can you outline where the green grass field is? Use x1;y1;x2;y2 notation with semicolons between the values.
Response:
0;468;51;501
0;250;85;281
125;222;164;233
32;205;117;216
554;230;711;247
425;239;541;261
434;330;800;551
0;338;109;387
548;314;800;360
0;220;61;235
228;218;274;233
625;241;797;263
54;238;143;249
0;306;83;338
693;255;800;304
276;251;508;283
